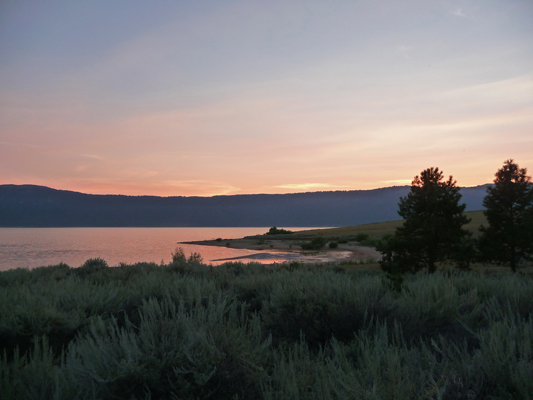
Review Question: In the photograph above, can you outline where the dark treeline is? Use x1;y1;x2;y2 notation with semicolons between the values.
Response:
0;184;489;227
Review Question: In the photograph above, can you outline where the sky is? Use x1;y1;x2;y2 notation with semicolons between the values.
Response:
1;0;532;197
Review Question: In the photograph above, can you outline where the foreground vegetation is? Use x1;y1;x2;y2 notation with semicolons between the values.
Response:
1;258;532;399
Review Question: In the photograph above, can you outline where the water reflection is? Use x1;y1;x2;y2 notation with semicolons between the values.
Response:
0;227;317;270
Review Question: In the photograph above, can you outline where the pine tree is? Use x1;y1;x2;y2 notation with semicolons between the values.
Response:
378;167;471;273
478;160;533;272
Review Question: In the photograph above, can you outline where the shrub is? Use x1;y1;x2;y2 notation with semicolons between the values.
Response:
300;236;328;250
329;241;339;249
171;247;186;263
2;262;533;399
62;297;270;400
76;258;108;277
355;233;370;242
187;252;203;263
171;247;203;264
266;227;293;235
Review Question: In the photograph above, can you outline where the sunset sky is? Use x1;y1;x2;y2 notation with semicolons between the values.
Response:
1;0;532;196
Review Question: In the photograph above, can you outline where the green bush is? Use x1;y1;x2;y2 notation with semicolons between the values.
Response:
265;227;293;235
75;257;108;277
329;241;339;249
355;233;370;242
1;262;532;399
300;236;328;250
171;247;203;264
171;247;186;262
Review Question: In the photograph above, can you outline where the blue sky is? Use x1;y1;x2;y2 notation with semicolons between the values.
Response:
1;0;532;196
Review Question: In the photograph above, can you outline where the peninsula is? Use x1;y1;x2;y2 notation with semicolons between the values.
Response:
182;210;487;264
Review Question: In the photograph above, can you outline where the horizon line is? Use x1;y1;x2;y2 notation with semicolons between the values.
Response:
0;182;492;198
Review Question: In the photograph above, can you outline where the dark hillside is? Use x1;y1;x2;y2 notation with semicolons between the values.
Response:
0;184;490;227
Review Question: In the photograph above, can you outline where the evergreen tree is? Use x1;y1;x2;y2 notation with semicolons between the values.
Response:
378;167;471;273
478;160;533;272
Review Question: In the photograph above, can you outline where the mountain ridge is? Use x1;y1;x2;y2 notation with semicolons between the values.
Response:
0;184;490;227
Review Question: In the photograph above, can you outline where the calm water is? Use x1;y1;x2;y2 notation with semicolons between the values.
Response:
0;227;311;271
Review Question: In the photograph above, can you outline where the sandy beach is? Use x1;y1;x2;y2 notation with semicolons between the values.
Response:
180;237;381;264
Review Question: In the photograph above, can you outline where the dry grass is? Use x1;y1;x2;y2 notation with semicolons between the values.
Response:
284;210;486;240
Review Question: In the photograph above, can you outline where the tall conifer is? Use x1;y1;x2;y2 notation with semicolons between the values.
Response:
479;160;533;272
379;167;471;273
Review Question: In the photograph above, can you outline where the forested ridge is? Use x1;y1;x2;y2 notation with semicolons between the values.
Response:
0;184;489;227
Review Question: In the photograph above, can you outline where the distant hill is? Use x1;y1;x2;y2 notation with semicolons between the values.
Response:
281;210;487;240
0;184;490;227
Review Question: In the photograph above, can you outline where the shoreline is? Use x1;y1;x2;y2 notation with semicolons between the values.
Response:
180;237;381;264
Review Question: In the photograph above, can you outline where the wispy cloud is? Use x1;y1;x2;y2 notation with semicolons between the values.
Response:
49;179;242;197
1;1;531;196
74;164;93;172
383;179;412;185
275;183;350;191
452;8;466;18
0;141;48;149
396;45;412;58
81;154;105;160
162;180;241;197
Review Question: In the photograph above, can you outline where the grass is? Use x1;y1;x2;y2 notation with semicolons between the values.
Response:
289;220;404;239
260;210;487;241
1;256;532;399
463;209;489;237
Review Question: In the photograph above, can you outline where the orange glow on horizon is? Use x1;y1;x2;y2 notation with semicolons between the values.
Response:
1;169;508;198
1;2;532;197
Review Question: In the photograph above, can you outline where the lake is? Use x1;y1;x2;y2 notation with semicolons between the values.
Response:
0;227;313;271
